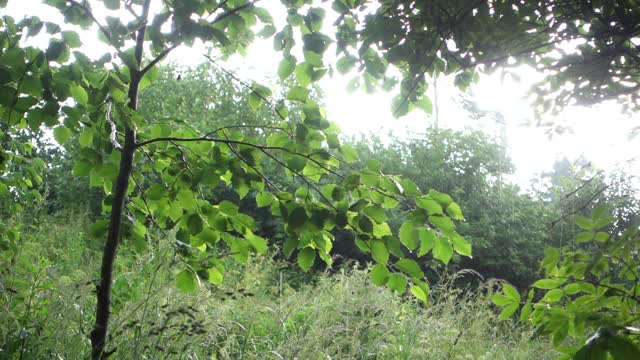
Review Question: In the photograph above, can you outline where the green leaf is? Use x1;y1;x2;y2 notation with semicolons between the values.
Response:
336;55;357;74
371;239;389;264
248;93;262;110
415;196;443;214
576;231;594;243
503;284;521;302
363;206;386;224
429;215;455;232
428;189;453;207
575;216;594;230
532;278;566;289
78;129;93;147
258;24;277;38
288;207;308;231
540;288;563;303
198;229;219;245
339;145;358;162
541;247;560;274
287;154;306;172
256;192;273;207
207;267;223;285
492;293;515;306
446;202;464;220
177;188;197;211
396;259;424;278
61;30;82;47
295;62;313;87
69;84;88;105
418;228;436;256
385;235;404;258
73;160;92;177
413;96;432;114
326;133;340;148
433;236;453;264
450;235;471;256
520;303;532;322
410;284;428;302
358;215;373;233
176;270;197;292
53;126;72;145
247;234;267;253
563;283;582;295
89;219;110;238
219;200;238;216
146;184;166;201
303;32;330;55
331;186;346;201
399;221;419;251
297;247;315;271
498;303;519;320
283;236;298;258
370;264;389;286
46;39;69;63
366;159;382;172
278;56;296;80
593;216;615;230
286;86;309;102
187;213;204;235
387;273;407;293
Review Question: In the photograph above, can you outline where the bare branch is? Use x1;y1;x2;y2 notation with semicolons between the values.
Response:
548;186;609;228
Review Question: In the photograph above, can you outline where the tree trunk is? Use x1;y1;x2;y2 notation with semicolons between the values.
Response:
89;128;136;359
90;35;146;360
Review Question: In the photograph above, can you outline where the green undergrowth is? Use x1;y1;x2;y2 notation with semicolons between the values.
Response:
1;212;555;359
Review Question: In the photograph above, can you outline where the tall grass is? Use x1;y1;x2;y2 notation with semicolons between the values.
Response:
1;212;555;359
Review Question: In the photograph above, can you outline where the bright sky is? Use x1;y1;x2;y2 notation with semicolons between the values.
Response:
5;0;639;190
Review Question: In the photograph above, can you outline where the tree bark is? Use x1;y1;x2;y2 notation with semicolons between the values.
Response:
90;0;149;355
89;128;136;360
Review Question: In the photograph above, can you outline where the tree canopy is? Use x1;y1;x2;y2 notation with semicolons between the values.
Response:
332;0;640;116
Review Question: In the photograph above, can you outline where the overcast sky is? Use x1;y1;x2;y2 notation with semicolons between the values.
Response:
5;0;639;191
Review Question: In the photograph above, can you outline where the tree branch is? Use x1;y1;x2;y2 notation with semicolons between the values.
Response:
204;54;290;124
140;43;179;76
549;186;609;228
210;1;259;26
67;0;124;57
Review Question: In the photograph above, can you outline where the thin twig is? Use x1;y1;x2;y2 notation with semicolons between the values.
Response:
67;0;125;58
548;186;609;228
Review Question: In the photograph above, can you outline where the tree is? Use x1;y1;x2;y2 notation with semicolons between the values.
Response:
0;1;469;358
332;0;640;117
349;129;550;288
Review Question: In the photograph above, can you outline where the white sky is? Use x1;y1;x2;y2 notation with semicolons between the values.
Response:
5;0;639;190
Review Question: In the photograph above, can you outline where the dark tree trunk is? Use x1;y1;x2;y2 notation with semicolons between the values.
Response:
89;128;137;359
90;1;150;356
